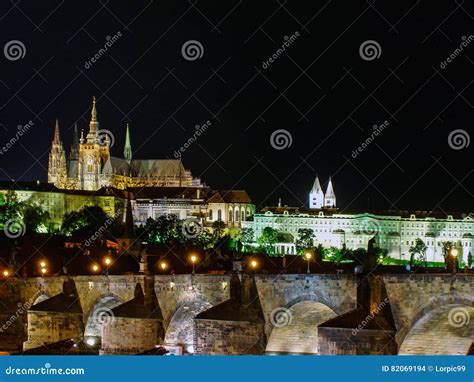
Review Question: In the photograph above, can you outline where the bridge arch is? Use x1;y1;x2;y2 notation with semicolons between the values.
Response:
398;294;474;355
83;294;122;345
164;299;212;354
265;298;337;355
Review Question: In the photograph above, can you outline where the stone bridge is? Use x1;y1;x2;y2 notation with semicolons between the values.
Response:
0;273;472;355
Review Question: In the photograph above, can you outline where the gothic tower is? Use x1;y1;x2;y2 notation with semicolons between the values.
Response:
78;97;103;191
124;122;132;164
324;177;336;207
309;175;324;209
47;119;67;187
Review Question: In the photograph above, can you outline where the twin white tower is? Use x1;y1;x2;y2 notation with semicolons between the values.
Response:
309;175;336;209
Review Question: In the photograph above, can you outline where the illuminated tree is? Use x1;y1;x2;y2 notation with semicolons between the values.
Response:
409;238;427;266
257;227;281;255
0;190;22;224
61;206;114;236
212;220;226;239
22;204;50;233
295;228;314;254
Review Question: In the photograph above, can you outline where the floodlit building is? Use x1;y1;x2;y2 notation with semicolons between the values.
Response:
47;97;202;191
243;177;473;263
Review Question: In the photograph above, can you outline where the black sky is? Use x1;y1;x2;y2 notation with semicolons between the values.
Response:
0;0;472;212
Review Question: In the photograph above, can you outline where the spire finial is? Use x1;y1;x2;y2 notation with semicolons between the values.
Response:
89;96;99;134
53;119;61;144
124;122;132;164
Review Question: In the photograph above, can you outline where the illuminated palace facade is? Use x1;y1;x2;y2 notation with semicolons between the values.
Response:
243;176;474;263
48;97;201;191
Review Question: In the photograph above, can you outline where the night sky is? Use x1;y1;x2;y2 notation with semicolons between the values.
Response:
0;1;472;212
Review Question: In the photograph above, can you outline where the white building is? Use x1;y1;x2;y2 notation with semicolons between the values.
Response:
243;177;473;263
132;187;254;229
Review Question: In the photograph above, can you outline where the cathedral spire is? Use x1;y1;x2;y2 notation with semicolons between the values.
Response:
89;96;99;134
309;174;324;209
53;118;61;145
324;177;336;208
311;174;322;193
124;122;132;164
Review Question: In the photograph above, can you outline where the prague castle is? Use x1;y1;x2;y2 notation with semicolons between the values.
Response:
48;97;202;191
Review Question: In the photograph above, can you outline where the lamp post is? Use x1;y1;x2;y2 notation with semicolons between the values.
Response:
304;252;312;274
92;264;99;273
39;260;47;277
190;255;197;275
104;257;111;276
2;270;9;278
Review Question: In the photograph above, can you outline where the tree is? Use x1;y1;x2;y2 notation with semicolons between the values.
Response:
22;203;50;233
0;190;22;225
257;227;280;255
212;220;226;239
295;228;314;254
240;227;254;243
61;206;114;237
409;238;427;267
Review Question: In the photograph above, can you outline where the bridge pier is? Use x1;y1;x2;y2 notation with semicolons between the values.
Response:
194;273;266;355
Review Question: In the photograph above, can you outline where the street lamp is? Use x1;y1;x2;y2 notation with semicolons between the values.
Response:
249;259;258;272
91;264;99;273
40;261;46;268
40;267;47;276
451;248;459;257
304;252;312;274
2;270;9;278
190;255;197;275
159;261;168;272
104;257;112;276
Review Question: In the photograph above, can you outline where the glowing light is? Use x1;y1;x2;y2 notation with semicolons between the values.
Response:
104;257;111;265
451;248;459;257
40;261;46;268
304;252;312;260
250;260;258;269
40;268;47;275
86;338;96;346
190;255;197;263
160;261;168;270
2;270;9;277
92;264;99;272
